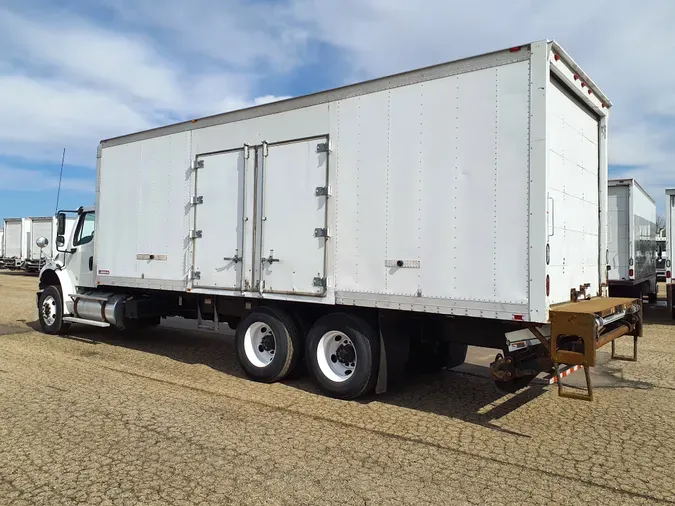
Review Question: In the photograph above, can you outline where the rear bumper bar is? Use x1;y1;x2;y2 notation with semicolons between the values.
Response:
550;297;642;368
548;297;642;400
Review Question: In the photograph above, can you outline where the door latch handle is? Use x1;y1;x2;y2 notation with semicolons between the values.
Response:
262;250;279;264
224;250;241;263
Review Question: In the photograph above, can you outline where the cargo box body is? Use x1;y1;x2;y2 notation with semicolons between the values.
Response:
666;189;675;284
27;217;54;260
3;218;24;260
94;40;610;325
607;179;657;286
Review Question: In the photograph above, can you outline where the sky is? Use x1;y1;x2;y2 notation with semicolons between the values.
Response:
1;0;674;221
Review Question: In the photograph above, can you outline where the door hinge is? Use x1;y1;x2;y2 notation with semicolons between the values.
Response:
244;144;250;159
314;227;330;238
600;125;607;139
262;141;269;157
191;196;204;205
191;160;204;170
316;141;332;153
313;277;327;288
315;185;332;197
193;269;201;280
190;229;203;239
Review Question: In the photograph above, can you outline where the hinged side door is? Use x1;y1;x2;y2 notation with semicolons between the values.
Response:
258;137;329;296
192;149;246;289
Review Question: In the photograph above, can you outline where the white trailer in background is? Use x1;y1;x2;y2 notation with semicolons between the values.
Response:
0;228;3;260
656;233;667;281
666;189;675;317
37;40;642;401
24;217;55;273
1;218;25;269
607;179;658;302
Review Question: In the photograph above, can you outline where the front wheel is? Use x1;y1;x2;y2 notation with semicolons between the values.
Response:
38;286;71;335
306;313;379;400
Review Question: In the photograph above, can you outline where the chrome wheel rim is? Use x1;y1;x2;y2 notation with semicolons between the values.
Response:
317;331;356;383
243;321;276;368
41;295;57;326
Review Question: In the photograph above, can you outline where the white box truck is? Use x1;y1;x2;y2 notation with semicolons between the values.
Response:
666;189;675;317
36;41;642;401
24;216;56;273
607;179;658;302
1;218;25;269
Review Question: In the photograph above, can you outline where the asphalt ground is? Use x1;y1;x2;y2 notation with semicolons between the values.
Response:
1;272;674;505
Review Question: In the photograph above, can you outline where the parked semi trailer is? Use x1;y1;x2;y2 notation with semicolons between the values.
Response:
607;179;658;302
36;41;642;401
666;189;675;318
0;228;3;262
1;218;25;269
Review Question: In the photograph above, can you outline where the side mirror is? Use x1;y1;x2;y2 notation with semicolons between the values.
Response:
36;236;49;249
57;212;66;236
56;236;65;247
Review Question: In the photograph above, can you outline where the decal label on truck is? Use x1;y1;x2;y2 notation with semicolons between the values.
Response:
98;269;110;275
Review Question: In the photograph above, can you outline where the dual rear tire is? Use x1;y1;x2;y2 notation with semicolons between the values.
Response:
235;310;379;399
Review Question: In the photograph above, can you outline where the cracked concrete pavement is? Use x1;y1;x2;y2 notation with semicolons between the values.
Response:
1;272;675;505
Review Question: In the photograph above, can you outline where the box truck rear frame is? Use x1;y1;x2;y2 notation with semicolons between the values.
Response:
36;40;641;401
666;189;675;318
1;218;25;270
607;179;658;303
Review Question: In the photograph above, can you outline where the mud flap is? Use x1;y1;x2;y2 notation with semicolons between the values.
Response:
375;311;413;394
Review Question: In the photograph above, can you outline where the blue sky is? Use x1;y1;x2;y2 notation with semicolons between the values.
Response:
1;0;674;219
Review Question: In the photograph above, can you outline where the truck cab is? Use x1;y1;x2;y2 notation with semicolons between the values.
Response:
37;207;97;333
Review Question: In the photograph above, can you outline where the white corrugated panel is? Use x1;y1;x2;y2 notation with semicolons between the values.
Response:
97;131;192;284
334;61;531;306
29;219;53;259
546;77;600;304
607;185;630;280
4;221;23;258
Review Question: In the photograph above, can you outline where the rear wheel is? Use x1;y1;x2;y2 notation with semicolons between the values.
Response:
38;286;71;335
235;307;300;383
306;313;379;400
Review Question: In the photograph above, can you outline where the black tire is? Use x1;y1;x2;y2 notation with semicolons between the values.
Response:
441;342;468;369
235;307;300;383
305;313;379;400
648;292;657;304
38;285;71;335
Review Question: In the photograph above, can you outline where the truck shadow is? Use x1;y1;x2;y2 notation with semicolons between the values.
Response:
24;308;671;434
25;319;550;435
642;302;675;326
26;319;249;380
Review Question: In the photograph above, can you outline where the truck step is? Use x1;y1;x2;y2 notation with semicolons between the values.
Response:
68;293;110;302
63;317;111;327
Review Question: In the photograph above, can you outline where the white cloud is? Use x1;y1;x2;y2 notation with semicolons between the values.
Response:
1;0;674;211
0;4;291;168
286;0;675;209
0;165;94;192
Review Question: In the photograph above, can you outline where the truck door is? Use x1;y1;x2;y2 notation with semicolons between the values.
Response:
69;211;97;288
192;149;246;290
257;137;329;296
